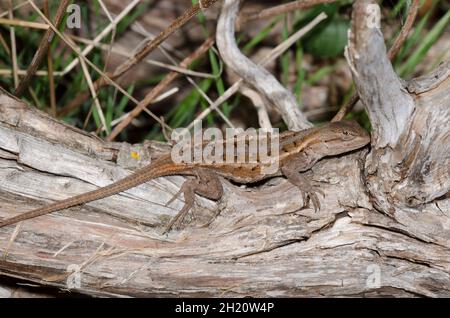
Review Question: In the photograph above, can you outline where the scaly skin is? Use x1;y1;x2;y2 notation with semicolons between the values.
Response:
0;120;370;230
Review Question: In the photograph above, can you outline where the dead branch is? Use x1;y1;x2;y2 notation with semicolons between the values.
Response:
346;0;449;243
14;0;70;97
238;0;335;28
106;36;215;141
0;0;448;297
332;0;421;121
217;0;312;131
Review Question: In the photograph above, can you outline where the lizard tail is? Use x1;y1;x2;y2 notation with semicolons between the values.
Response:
0;158;192;228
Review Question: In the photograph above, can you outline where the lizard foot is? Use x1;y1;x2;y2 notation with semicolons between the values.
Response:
300;188;325;212
163;203;192;234
281;160;326;213
163;169;223;234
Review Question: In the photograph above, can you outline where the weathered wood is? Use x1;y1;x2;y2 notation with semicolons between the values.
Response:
0;0;449;297
346;0;450;246
0;82;449;297
216;0;313;131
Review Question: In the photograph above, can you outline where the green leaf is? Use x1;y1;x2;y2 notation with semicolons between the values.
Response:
243;17;281;53
303;17;349;59
306;64;336;85
168;79;213;128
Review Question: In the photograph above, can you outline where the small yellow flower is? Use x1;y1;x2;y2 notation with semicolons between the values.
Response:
130;151;140;160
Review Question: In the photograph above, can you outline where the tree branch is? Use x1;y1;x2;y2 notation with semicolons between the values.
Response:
216;0;312;131
346;0;415;147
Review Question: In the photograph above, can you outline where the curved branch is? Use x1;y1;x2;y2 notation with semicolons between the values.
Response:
333;0;420;122
346;0;415;148
216;0;312;131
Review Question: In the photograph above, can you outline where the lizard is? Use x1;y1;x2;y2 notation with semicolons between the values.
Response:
0;120;370;232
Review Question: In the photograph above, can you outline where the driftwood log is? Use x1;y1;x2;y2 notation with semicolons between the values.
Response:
0;0;449;297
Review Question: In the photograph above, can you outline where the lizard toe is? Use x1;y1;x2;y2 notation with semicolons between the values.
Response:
306;191;321;212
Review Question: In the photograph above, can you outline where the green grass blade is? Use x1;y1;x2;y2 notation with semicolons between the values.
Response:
281;15;290;86
243;17;282;53
293;41;305;104
399;9;450;77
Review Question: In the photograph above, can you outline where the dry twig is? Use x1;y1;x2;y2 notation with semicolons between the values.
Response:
62;0;219;116
0;17;49;29
26;0;171;132
7;0;18;89
44;0;56;117
238;0;335;28
187;11;327;131
14;0;70;96
106;36;215;141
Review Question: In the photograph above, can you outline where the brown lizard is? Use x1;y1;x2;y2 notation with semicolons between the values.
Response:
0;120;370;232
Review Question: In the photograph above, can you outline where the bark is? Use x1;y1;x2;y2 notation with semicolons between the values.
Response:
0;0;449;297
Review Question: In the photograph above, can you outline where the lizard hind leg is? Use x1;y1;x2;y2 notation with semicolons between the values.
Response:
283;169;325;212
281;153;325;212
163;169;223;234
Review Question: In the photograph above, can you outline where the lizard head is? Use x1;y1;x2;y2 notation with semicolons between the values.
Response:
323;120;371;154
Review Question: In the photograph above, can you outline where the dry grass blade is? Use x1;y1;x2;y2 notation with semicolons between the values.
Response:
102;87;179;133
132;24;233;130
97;0;117;73
187;12;327;131
0;32;11;56
0;1;28;18
44;0;56;117
238;0;335;27
0;69;63;76
63;0;220;116
0;17;49;29
106;36;216;141
7;0;19;89
69;35;216;79
26;0;171;132
62;0;141;76
79;56;109;134
14;0;70;97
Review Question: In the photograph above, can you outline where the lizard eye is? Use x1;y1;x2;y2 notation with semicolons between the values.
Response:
343;131;349;135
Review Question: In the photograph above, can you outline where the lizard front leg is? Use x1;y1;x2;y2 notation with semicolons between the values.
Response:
164;168;223;233
281;152;325;212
